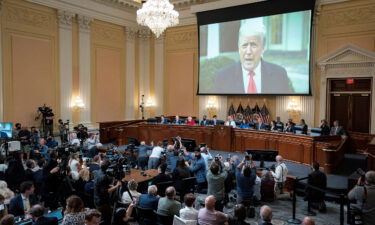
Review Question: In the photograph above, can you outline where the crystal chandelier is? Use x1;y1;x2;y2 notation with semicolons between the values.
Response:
136;0;179;38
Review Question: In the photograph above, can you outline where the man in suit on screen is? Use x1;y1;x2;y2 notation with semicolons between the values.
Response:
213;19;292;94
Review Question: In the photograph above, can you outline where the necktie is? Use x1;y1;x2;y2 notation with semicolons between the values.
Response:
247;71;257;93
25;197;30;212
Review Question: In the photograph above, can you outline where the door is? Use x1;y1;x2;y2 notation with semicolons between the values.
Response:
329;78;371;133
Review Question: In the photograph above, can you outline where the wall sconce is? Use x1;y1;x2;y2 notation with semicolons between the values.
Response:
145;97;155;107
71;96;85;110
287;98;301;112
206;97;218;110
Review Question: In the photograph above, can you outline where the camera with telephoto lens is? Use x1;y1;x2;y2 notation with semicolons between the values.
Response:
38;105;53;117
106;152;131;180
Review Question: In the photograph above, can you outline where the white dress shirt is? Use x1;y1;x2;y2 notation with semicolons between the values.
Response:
150;146;164;158
242;61;262;93
272;162;288;183
180;207;198;221
225;121;236;128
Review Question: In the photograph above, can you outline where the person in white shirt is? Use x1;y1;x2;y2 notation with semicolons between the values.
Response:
200;146;212;169
70;133;80;146
148;142;164;169
180;193;198;221
271;155;288;195
225;116;236;128
121;179;141;204
69;152;81;180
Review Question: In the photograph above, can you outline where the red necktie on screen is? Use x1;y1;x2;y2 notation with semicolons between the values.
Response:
247;71;257;93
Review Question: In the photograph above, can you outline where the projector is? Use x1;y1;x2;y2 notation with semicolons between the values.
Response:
8;141;21;152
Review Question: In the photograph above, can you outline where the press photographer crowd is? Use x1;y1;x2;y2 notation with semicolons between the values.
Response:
0;111;373;225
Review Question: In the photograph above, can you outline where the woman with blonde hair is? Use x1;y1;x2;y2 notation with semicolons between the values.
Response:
69;152;81;181
0;181;14;204
61;195;85;225
121;179;141;204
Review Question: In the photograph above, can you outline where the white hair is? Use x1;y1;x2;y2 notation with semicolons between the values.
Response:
238;17;266;46
260;205;272;222
148;185;157;195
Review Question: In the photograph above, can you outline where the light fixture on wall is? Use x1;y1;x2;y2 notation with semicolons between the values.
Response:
206;96;218;118
145;97;155;107
136;0;179;38
71;96;85;110
287;98;301;112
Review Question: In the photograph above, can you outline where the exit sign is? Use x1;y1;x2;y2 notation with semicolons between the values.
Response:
346;78;354;84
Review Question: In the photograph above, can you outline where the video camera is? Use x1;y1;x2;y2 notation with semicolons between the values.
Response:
106;152;131;180
37;105;53;117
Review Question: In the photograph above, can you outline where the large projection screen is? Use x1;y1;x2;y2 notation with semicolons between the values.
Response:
197;1;314;95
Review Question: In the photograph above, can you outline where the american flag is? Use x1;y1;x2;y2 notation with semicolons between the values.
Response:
228;104;236;119
260;104;271;123
236;103;244;114
244;105;252;122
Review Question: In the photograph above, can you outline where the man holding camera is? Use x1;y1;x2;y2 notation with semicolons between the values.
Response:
207;160;227;211
44;110;54;138
348;170;375;225
235;156;256;204
94;159;122;225
188;150;207;193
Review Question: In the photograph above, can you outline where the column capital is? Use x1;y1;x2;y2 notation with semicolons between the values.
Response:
138;28;151;41
78;15;93;33
155;33;166;43
125;26;138;41
57;10;75;29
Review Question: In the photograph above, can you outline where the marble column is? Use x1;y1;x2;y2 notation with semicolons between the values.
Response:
154;33;165;116
138;28;151;119
124;27;137;120
58;10;74;126
78;15;93;128
0;1;4;122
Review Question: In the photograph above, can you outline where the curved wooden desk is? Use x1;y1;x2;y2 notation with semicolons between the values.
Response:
99;121;344;174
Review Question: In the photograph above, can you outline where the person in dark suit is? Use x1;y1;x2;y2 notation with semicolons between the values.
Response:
299;119;308;135
200;115;209;126
210;115;220;126
151;163;172;186
29;204;58;225
285;119;295;133
305;162;327;213
320;119;330;136
269;120;278;131
138;185;159;210
9;181;37;217
213;20;292;94
330;120;345;136
172;115;182;125
160;115;168;124
275;117;284;131
255;117;267;130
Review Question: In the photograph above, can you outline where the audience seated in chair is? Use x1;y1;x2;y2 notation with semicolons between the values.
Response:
84;209;101;225
29;204;58;225
259;205;273;225
152;163;173;186
138;185;159;211
179;193;198;221
301;216;315;225
121;179;141;205
230;204;249;225
198;195;228;225
9;181;36;217
157;186;181;217
305;162;327;213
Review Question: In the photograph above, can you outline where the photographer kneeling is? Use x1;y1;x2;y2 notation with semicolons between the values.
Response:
94;159;122;225
348;170;375;225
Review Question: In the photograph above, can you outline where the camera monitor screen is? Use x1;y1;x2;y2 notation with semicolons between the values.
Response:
197;0;314;95
0;123;12;138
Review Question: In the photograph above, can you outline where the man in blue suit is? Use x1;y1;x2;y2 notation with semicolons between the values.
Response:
213;19;292;94
138;185;159;210
172;115;182;125
29;204;58;225
9;181;37;217
189;151;207;193
255;117;267;130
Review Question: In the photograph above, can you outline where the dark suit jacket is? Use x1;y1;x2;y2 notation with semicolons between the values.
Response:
200;120;209;126
256;123;267;130
320;125;330;136
213;60;292;94
9;194;37;216
33;216;58;225
306;170;327;202
330;126;344;136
